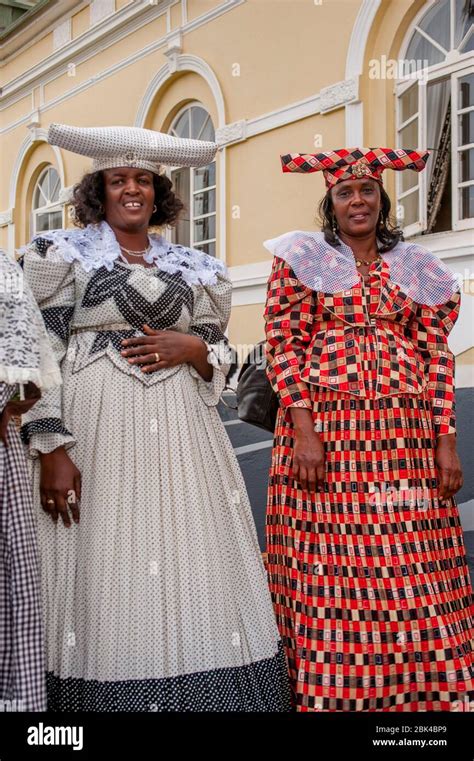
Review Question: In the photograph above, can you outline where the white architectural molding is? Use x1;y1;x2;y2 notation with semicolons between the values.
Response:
59;185;74;205
135;54;226;128
163;32;183;74
459;500;474;532
415;229;474;263
246;92;322;140
344;0;382;145
6;128;66;255
26;109;41;140
345;101;364;146
0;1;172;107
456;364;474;391
9;128;66;207
53;18;72;51
0;0;243;111
345;0;383;80
215;120;246;146
218;144;226;266
228;259;272;307
320;77;358;113
450;293;474;358
216;93;323;148
0;0;87;61
90;0;116;27
0;209;13;227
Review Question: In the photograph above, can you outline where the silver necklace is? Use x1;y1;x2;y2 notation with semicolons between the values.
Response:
119;243;152;258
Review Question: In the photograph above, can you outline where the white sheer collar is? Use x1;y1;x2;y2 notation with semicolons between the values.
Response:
263;230;460;306
32;221;226;286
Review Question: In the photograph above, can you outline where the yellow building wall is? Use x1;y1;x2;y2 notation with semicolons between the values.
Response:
228;302;266;348
1;0;472;355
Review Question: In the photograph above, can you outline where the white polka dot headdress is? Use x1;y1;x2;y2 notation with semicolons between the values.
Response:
47;123;218;174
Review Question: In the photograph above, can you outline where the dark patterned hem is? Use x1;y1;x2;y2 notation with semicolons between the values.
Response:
46;642;292;712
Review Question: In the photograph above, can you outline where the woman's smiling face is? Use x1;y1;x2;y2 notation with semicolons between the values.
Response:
330;177;381;237
102;167;155;232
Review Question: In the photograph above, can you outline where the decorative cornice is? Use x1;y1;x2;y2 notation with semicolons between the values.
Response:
0;0;174;109
215;93;322;148
90;0;116;27
215;120;246;146
164;32;183;74
320;77;358;113
53;18;72;52
0;0;244;113
136;54;227;128
59;185;74;205
0;209;13;227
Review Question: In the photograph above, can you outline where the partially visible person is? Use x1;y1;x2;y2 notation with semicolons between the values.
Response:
0;247;61;711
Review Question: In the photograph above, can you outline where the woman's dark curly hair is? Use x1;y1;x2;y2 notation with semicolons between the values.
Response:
71;170;185;228
317;183;403;252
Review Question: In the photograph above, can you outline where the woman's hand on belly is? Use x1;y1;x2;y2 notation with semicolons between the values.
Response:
39;447;81;528
120;325;211;378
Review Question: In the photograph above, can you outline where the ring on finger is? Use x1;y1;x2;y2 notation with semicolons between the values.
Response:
154;352;160;362
46;499;55;505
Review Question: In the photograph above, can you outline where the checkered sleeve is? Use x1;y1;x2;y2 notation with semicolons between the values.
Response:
407;289;461;438
264;256;314;409
20;239;76;457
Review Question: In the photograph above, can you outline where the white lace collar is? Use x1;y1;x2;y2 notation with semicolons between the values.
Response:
31;221;227;286
263;230;460;306
0;248;62;390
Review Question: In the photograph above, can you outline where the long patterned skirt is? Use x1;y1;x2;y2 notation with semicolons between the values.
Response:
29;359;290;712
266;388;474;711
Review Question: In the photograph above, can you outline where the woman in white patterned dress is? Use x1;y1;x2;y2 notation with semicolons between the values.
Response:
20;123;290;712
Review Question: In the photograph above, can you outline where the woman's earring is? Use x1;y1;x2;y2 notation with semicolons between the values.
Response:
98;203;104;215
332;217;338;235
152;205;157;213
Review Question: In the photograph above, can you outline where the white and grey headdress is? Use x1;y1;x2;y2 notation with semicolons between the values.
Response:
47;123;218;174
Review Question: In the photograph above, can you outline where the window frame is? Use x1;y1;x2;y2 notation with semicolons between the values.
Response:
396;0;474;235
452;63;474;230
31;165;63;236
166;102;217;256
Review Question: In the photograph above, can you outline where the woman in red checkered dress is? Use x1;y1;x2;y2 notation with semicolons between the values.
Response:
263;148;474;711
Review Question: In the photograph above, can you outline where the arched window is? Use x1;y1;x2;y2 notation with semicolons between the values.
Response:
168;104;216;256
396;0;473;236
32;166;62;234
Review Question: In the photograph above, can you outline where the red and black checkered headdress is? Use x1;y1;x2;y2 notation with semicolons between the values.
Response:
280;147;430;190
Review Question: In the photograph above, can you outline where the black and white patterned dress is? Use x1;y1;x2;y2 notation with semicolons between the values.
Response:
0;382;46;711
20;222;290;712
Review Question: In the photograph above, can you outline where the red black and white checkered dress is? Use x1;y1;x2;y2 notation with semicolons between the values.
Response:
264;255;474;711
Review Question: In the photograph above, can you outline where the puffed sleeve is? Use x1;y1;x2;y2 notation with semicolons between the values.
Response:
407;289;461;438
264;255;315;410
20;238;76;457
187;269;233;406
